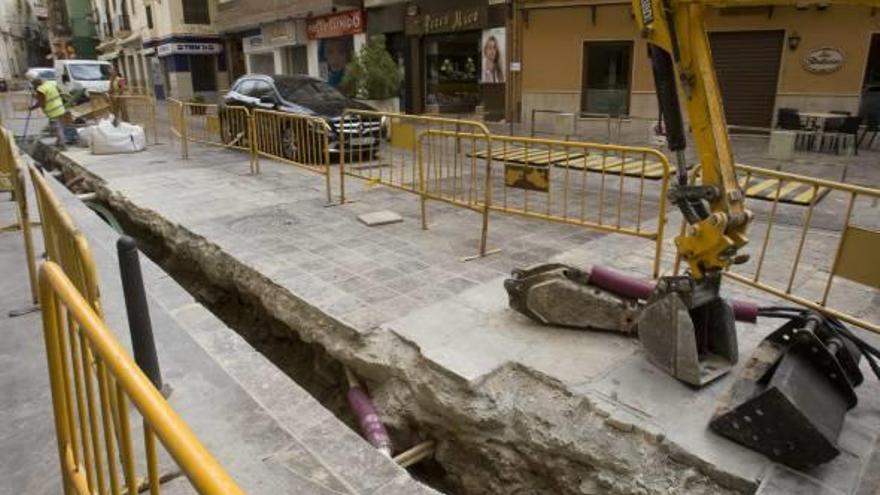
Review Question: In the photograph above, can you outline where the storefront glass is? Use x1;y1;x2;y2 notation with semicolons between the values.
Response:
318;37;354;88
581;41;632;116
425;32;481;113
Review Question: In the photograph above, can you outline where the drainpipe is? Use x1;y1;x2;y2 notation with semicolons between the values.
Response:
344;367;392;457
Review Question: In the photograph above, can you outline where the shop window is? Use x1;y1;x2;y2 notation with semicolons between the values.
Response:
190;55;216;92
145;5;153;29
182;0;210;25
580;41;632;116
424;32;481;113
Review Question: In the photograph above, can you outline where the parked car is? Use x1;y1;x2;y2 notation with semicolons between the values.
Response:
220;74;383;161
25;67;56;84
54;59;112;94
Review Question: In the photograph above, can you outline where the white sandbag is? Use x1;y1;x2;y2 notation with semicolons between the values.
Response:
76;126;93;147
90;119;146;155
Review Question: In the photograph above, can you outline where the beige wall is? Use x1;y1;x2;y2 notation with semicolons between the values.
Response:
521;2;880;119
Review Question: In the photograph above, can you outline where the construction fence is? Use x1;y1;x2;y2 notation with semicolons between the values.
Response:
166;104;878;333
708;165;880;333
1;126;245;494
168;103;671;269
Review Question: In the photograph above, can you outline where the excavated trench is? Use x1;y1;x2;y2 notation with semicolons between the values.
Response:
47;151;754;495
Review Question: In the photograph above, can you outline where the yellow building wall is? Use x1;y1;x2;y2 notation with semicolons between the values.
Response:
521;2;880;119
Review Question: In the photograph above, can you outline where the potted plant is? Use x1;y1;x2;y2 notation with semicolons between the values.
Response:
341;35;402;113
189;95;206;115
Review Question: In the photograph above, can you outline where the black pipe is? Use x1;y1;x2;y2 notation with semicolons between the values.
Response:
117;235;163;391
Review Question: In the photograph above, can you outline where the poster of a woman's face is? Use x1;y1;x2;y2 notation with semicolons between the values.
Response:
319;37;353;88
481;28;506;84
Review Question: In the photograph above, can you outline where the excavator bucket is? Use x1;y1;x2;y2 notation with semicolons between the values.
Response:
637;275;738;387
710;314;862;469
504;263;641;334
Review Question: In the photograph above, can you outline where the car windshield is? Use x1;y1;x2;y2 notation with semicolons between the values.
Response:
36;69;55;80
69;64;111;81
275;78;346;101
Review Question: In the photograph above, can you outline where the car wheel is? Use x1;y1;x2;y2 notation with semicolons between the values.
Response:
281;124;303;162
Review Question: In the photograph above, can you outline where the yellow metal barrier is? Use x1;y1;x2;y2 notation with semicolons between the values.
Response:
420;131;672;276
39;261;245;494
111;95;158;144
174;101;256;174
168;98;186;157
1;127;39;303
252;108;332;202
339;110;494;256
29;164;103;314
1;91;34;120
707;165;880;334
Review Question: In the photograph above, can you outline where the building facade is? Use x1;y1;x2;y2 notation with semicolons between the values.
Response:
1;0;50;80
93;0;228;100
516;1;880;127
214;0;367;90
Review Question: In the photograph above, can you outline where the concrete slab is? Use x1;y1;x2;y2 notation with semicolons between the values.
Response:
358;210;404;227
41;125;880;494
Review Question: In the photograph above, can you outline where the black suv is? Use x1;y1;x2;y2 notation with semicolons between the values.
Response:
220;74;383;160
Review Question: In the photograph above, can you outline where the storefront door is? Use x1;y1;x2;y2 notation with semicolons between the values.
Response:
424;32;481;113
580;41;633;117
861;33;880;119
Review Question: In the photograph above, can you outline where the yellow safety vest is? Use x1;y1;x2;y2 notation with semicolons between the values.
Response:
37;81;66;119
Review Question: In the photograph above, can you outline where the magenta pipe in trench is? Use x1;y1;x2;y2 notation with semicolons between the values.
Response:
589;265;758;323
347;384;393;457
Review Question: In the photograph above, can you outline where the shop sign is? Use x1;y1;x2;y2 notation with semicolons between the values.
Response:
262;20;305;46
802;47;844;74
406;7;485;35
307;10;365;40
156;42;221;57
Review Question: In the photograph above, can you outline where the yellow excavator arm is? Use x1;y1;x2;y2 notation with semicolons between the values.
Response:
631;0;880;279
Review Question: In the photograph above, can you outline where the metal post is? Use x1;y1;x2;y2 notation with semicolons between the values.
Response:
116;236;163;391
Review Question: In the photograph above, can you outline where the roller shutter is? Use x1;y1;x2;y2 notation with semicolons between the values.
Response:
709;30;784;129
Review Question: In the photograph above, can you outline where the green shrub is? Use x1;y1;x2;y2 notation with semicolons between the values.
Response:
342;36;401;100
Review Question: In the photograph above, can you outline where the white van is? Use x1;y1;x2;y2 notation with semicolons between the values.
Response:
55;59;113;94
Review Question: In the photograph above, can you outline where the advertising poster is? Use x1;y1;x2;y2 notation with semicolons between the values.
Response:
318;37;354;88
481;27;506;84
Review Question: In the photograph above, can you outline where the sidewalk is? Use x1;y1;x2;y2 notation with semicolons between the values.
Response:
0;160;435;494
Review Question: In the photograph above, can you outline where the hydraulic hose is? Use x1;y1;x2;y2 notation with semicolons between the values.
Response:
588;265;758;323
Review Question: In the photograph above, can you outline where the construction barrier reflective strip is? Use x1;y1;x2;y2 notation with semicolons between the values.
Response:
421;130;671;277
39;261;245;495
110;95;158;144
251;108;331;202
0;127;39;303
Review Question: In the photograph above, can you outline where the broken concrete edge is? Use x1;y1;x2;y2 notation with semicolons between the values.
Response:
48;148;758;494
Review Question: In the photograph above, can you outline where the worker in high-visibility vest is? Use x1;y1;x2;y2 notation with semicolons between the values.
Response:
28;75;69;149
